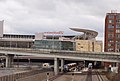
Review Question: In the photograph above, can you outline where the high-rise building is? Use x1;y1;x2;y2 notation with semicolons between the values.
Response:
105;11;120;52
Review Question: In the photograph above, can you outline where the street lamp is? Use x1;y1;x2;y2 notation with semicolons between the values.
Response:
46;72;49;81
72;73;74;81
28;58;30;64
1;58;4;68
17;55;19;68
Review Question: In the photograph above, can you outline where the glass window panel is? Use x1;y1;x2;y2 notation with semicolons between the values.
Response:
116;15;120;19
108;24;114;28
116;24;120;28
108;15;114;19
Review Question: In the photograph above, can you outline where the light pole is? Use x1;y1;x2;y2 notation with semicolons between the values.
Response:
10;34;11;48
28;58;30;64
17;55;19;68
72;73;74;81
46;72;49;81
28;58;30;68
1;58;4;68
52;34;55;50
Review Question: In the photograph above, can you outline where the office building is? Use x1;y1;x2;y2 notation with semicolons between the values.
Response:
105;11;120;52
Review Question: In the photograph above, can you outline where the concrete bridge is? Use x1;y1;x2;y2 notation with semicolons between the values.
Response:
0;47;120;75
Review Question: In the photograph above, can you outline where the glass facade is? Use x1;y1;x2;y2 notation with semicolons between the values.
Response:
34;40;74;50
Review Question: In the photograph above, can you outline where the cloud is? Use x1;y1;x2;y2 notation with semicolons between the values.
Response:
0;0;120;40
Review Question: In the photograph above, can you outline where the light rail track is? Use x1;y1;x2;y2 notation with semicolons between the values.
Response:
85;70;109;81
96;71;104;81
48;73;64;81
85;69;92;81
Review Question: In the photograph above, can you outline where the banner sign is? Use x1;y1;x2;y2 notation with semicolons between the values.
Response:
43;31;64;35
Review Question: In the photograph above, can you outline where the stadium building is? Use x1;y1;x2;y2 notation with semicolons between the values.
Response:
0;21;102;52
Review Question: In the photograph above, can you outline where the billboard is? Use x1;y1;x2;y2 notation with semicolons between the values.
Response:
0;20;3;37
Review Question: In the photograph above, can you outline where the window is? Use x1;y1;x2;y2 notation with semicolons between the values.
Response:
116;24;120;28
108;24;114;28
108;34;114;38
116;29;120;33
116;43;120;47
116;15;120;19
108;39;114;42
78;43;81;45
108;15;114;19
108;48;114;52
108;29;114;33
81;46;83;48
116;34;120;38
108;20;114;23
116;20;120;23
108;43;114;47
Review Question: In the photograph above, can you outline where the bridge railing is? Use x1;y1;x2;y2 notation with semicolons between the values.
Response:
0;47;120;61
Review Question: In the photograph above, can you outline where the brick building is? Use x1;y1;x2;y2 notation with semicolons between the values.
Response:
105;11;120;52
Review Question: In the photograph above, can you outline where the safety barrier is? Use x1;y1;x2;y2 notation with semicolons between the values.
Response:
0;69;53;81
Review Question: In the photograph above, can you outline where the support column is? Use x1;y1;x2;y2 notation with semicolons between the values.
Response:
60;58;64;72
116;62;119;73
54;58;59;75
6;54;14;68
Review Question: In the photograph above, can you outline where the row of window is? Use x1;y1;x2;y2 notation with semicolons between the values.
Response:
116;29;120;33
108;24;120;28
108;39;114;42
108;48;114;52
108;29;120;33
3;35;35;39
108;19;120;23
108;43;114;47
108;34;120;38
108;38;120;43
108;15;120;19
108;43;120;47
108;48;120;52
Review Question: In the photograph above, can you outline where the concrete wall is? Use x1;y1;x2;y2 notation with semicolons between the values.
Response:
16;72;54;81
76;40;90;51
94;41;103;52
75;40;102;52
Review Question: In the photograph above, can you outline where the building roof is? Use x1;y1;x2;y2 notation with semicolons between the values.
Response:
70;28;98;39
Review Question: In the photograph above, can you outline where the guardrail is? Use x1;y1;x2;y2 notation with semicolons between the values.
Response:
0;68;53;81
0;47;120;62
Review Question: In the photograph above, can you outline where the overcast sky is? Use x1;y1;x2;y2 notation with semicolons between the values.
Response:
0;0;119;40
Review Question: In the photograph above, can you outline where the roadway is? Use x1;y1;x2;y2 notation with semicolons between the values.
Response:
50;70;109;81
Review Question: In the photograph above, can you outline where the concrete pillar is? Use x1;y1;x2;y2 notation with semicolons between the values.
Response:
116;62;119;73
60;58;64;72
54;58;59;75
6;54;14;68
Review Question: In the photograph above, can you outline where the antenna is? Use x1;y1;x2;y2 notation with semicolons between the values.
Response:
111;10;117;13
